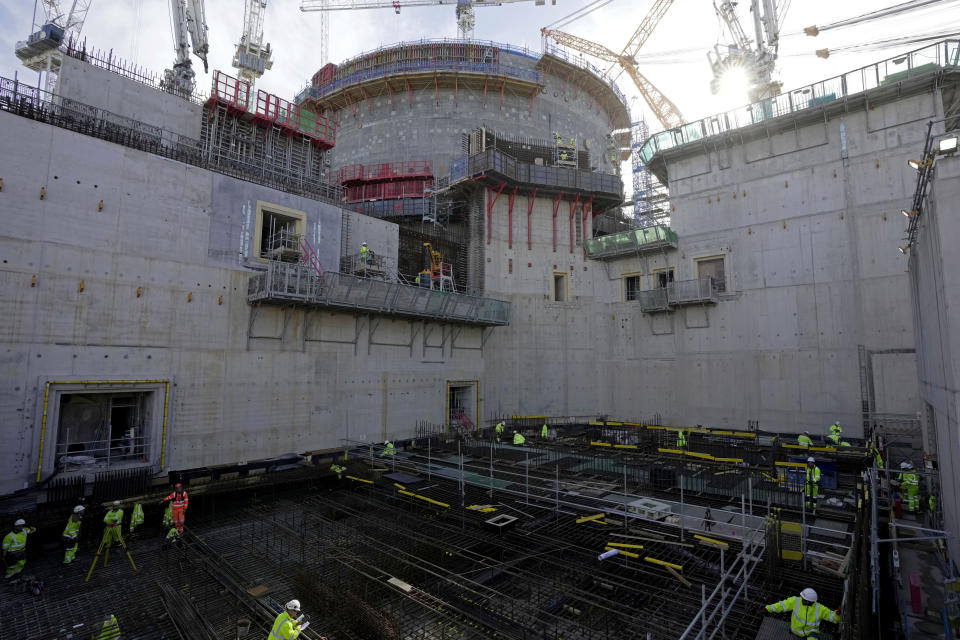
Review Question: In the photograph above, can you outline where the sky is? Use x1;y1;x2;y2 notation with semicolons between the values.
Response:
0;0;957;170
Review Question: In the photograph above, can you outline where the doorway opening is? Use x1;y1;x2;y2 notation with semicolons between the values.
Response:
447;381;478;434
55;392;152;470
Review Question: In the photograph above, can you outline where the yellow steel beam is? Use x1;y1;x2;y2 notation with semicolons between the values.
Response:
577;513;606;524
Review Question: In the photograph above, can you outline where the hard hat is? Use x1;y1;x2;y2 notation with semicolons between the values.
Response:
73;505;85;514
112;500;121;507
900;461;911;469
807;457;815;463
286;599;301;611
384;440;390;445
14;519;25;526
800;588;818;602
362;242;367;246
175;483;183;490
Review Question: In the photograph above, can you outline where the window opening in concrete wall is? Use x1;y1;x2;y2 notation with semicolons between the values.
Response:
655;268;675;289
55;392;152;471
254;202;307;261
447;381;478;434
696;257;726;292
624;274;641;301
553;272;568;302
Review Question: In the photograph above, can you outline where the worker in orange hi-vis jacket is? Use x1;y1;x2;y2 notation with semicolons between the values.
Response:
161;483;189;533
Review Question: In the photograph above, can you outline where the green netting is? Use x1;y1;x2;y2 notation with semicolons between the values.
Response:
584;226;678;258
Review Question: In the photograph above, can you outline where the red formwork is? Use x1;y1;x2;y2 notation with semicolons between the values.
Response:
312;63;336;88
336;164;365;184
254;90;294;128
294;105;336;148
344;178;433;203
366;161;433;181
208;71;251;112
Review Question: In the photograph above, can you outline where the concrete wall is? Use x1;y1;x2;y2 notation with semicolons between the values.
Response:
594;93;930;435
0;108;481;494
909;151;960;558
480;82;933;436
57;55;204;140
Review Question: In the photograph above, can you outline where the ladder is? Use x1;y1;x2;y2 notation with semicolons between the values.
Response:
299;236;326;279
452;409;475;433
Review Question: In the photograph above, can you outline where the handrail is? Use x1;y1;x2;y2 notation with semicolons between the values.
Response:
640;39;960;164
0;75;343;206
297;59;540;104
541;44;629;111
248;262;511;326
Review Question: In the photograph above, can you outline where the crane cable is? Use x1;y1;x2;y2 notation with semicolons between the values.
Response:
543;0;617;31
804;0;951;35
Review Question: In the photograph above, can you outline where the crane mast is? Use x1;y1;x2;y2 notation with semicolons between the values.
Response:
233;0;274;91
162;0;210;97
708;0;780;102
14;0;94;93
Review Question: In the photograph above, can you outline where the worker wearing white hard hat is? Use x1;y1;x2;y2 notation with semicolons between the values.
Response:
382;440;396;457
764;587;840;637
63;506;85;564
3;518;37;578
269;599;309;639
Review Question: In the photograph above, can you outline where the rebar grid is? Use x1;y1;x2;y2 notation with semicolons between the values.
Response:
383;437;857;558
0;531;255;640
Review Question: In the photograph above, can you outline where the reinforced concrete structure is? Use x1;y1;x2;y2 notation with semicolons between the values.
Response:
1;29;959;640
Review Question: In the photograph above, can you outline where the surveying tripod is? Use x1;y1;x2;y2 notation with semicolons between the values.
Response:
85;524;138;582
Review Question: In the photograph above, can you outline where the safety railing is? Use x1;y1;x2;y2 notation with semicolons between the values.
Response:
61;37;208;105
637;288;670;312
296;59;540;104
541;44;629;111
0;75;342;206
640;39;960;164
210;70;252;111
345;179;433;202
55;436;151;470
668;276;719;305
248;262;510;326
584;225;679;259
447;148;622;197
336;160;434;184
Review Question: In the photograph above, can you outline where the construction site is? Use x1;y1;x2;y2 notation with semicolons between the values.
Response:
0;0;959;638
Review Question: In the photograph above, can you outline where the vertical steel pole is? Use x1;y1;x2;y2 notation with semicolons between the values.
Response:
801;485;807;571
623;461;629;531
556;464;560;516
701;583;707;639
680;462;686;541
489;443;494;500
525;451;529;505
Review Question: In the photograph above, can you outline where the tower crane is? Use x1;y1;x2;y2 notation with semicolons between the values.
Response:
708;0;780;102
300;0;556;42
14;0;94;93
542;0;684;130
233;0;274;91
161;0;210;97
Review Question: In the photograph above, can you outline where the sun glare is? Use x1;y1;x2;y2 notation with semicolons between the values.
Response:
712;65;751;111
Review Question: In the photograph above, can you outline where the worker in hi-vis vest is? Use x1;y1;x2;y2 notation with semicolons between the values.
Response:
62;505;85;564
764;587;839;638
